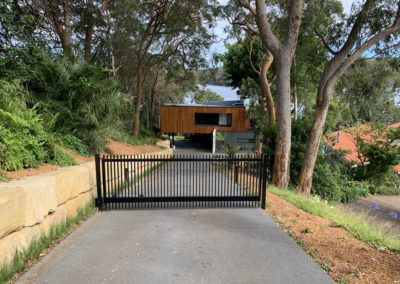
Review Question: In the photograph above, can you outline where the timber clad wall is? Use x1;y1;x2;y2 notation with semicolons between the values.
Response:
160;105;251;134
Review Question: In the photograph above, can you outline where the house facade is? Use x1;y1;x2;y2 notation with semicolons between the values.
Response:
160;101;255;152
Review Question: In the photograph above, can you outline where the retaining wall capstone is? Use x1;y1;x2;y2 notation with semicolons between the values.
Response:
0;142;172;267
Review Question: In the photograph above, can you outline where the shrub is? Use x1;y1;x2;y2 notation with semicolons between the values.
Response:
0;109;48;170
340;181;370;203
0;80;76;170
55;133;89;157
48;145;77;167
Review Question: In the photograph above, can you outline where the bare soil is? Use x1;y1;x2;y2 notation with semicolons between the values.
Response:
3;140;163;181
266;191;400;284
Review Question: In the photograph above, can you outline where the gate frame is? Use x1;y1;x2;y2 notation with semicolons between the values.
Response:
95;154;269;210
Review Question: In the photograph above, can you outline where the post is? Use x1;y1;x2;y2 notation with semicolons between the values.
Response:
261;154;268;209
212;129;216;153
95;154;103;209
234;163;239;183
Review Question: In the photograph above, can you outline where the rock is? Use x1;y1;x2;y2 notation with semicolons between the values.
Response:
50;166;91;206
0;176;57;228
0;186;26;239
0;225;41;266
39;205;69;236
64;191;94;217
83;161;96;192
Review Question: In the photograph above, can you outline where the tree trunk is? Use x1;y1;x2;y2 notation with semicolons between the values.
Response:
84;0;94;61
272;57;292;188
297;86;332;194
133;64;143;136
62;2;73;58
260;53;276;123
149;70;160;132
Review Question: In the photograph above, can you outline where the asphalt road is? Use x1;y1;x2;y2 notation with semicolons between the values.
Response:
18;208;333;284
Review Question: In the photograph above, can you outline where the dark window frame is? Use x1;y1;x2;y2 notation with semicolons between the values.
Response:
195;113;232;127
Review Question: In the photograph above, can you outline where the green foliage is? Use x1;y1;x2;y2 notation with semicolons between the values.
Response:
223;38;265;88
0;109;48;170
337;59;400;125
48;145;77;167
320;261;332;272
269;186;400;251
0;171;7;182
191;88;223;104
0;80;76;170
291;118;368;203
0;201;96;284
55;134;89;157
2;49;129;153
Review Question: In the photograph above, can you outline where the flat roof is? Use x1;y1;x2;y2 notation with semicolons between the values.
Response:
162;100;245;108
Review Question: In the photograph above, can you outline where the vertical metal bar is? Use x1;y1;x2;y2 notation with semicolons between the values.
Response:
179;154;182;208
216;155;222;206
216;155;222;207
133;155;137;208
261;154;268;209
95;154;102;209
101;156;106;210
106;157;111;210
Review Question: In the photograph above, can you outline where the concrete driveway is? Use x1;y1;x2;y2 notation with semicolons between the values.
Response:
18;208;333;284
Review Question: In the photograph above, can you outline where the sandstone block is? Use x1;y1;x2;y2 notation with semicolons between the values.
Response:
0;176;57;228
39;205;69;236
83;161;96;190
0;187;26;239
64;191;94;217
0;225;41;266
51;166;91;205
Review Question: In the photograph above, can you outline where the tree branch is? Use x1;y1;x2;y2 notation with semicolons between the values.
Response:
314;29;338;55
254;0;281;56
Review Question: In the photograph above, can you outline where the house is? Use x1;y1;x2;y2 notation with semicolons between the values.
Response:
325;122;400;174
160;100;255;152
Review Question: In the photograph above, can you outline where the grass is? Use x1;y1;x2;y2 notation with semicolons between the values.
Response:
0;171;8;183
268;186;400;251
0;201;96;284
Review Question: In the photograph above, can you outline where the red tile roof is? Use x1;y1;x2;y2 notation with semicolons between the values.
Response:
325;123;400;173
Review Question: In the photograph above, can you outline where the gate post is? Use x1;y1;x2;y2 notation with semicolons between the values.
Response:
261;154;269;209
95;154;103;209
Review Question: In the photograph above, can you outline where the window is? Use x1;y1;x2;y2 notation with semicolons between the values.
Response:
195;113;232;126
237;138;255;144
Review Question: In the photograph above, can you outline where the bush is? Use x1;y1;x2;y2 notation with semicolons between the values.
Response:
0;109;48;170
0;80;76;170
55;133;89;157
48;145;77;167
340;181;370;203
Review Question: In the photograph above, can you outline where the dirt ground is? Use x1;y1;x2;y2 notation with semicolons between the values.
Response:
266;192;400;284
3;140;163;181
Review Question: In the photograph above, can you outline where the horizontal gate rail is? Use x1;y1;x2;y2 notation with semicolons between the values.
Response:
95;153;268;210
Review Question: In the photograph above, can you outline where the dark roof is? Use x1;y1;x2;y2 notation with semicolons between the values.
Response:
202;100;244;107
162;100;245;108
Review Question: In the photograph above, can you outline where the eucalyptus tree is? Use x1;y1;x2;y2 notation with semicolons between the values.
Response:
111;0;217;136
336;59;400;124
298;0;400;194
225;0;302;188
0;0;113;60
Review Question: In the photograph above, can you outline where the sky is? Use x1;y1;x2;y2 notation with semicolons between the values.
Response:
209;0;354;59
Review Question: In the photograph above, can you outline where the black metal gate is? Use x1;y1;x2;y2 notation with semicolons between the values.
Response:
95;154;268;209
